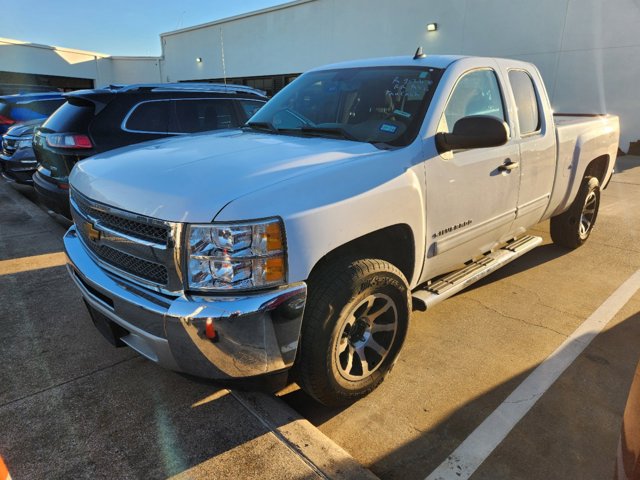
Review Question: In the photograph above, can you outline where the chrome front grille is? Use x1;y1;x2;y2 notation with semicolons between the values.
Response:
70;189;183;292
72;190;169;244
77;225;169;284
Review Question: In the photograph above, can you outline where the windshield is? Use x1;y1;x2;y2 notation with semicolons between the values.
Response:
248;66;442;147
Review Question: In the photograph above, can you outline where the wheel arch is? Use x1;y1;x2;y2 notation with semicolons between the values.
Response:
584;154;611;186
307;223;416;286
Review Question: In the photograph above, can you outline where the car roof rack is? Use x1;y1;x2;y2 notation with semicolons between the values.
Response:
117;83;267;98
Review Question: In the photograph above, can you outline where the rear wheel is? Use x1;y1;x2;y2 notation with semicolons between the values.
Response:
550;176;600;249
297;258;410;406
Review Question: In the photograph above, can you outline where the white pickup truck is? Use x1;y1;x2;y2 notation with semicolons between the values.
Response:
63;54;619;406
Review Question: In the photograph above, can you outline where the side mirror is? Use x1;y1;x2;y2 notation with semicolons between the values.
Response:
435;115;509;153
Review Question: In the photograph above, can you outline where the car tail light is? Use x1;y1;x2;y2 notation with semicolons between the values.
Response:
46;134;93;149
0;115;15;126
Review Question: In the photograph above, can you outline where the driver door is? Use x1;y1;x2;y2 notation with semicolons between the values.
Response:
423;68;521;278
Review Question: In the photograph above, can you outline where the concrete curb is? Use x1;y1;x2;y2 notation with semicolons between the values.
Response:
232;390;379;480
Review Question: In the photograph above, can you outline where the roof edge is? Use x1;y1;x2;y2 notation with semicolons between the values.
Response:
0;37;111;58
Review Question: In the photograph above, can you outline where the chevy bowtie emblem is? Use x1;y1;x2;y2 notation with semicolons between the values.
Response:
86;222;101;242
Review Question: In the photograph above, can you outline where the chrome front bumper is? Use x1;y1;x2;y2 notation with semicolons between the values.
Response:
64;226;307;379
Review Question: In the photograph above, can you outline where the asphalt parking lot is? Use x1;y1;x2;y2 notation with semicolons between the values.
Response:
1;156;639;479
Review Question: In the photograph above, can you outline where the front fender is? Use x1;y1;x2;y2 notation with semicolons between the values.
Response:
215;144;427;288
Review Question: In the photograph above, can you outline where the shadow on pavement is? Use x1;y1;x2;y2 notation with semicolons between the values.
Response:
282;311;640;479
462;242;566;293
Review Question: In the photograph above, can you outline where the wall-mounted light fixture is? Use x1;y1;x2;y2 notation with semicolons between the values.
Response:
427;23;438;32
196;57;202;63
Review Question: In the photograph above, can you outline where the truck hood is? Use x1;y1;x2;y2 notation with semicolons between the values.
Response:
70;129;381;222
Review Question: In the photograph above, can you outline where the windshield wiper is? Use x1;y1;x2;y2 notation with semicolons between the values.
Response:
244;121;277;133
299;126;358;141
245;123;362;143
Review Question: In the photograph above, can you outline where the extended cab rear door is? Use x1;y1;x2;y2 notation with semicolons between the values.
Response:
499;62;556;231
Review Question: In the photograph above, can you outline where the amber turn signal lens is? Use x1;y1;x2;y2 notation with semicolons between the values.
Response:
265;222;284;252
265;257;285;282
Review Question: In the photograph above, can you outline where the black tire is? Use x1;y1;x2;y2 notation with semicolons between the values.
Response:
550;176;600;249
296;258;410;407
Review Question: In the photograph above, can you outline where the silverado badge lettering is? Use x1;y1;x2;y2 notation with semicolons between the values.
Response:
433;220;473;239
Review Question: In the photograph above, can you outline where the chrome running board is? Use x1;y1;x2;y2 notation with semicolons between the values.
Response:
412;235;543;311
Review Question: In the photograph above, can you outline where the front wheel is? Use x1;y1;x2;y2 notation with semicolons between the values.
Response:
550;176;601;249
296;258;410;406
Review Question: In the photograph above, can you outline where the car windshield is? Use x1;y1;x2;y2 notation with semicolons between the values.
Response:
248;66;443;147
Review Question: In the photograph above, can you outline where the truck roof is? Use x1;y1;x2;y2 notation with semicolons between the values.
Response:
310;54;468;72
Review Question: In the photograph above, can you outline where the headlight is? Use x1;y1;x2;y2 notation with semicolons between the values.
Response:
16;138;33;150
187;218;286;291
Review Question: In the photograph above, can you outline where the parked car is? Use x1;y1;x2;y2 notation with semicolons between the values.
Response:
0;119;43;185
0;92;65;135
32;83;267;217
63;54;619;406
616;359;640;480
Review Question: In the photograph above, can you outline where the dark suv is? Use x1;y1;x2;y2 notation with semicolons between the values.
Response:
32;83;267;217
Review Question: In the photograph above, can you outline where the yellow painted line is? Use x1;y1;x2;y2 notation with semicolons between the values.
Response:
0;252;67;275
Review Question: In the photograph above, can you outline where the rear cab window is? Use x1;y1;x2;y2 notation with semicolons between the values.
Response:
508;70;541;135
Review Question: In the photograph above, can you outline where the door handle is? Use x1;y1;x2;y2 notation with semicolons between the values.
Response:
498;159;519;172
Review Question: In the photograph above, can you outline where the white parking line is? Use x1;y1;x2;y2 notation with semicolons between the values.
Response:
426;269;640;480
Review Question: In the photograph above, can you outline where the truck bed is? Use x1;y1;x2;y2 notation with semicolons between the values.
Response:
546;113;619;218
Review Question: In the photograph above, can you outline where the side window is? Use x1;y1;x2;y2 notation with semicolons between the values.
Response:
173;99;240;133
125;101;170;133
508;70;540;135
238;100;265;121
441;69;505;133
